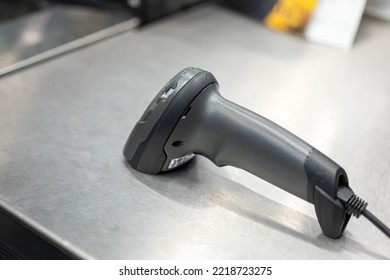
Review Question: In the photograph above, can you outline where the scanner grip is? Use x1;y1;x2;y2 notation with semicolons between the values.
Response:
164;84;314;201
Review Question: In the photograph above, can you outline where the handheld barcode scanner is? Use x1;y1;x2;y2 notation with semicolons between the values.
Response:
123;67;390;239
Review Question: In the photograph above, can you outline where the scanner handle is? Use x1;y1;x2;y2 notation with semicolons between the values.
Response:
164;84;313;201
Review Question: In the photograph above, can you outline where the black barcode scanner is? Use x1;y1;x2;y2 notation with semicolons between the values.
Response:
123;67;390;239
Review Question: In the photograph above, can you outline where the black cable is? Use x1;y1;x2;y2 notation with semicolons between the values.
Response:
337;186;390;239
362;209;390;238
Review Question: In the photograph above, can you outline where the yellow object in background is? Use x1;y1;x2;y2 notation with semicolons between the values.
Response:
264;0;318;34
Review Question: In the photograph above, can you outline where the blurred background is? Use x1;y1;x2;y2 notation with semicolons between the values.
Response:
1;0;389;76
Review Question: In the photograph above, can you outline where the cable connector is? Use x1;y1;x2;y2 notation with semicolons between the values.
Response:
337;186;367;218
344;194;368;218
337;186;390;238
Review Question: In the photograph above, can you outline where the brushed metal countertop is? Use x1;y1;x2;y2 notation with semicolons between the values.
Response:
0;4;389;259
0;5;139;77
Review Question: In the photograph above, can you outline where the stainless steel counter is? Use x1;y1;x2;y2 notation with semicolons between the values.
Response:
0;5;139;77
0;4;389;259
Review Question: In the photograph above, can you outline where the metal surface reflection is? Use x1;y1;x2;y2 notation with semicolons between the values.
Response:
0;5;139;76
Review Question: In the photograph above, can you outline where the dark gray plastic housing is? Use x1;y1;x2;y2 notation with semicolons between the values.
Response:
123;67;352;238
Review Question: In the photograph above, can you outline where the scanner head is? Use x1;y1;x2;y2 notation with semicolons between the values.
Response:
123;67;217;174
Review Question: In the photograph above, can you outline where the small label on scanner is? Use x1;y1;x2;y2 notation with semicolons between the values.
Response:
168;154;195;169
